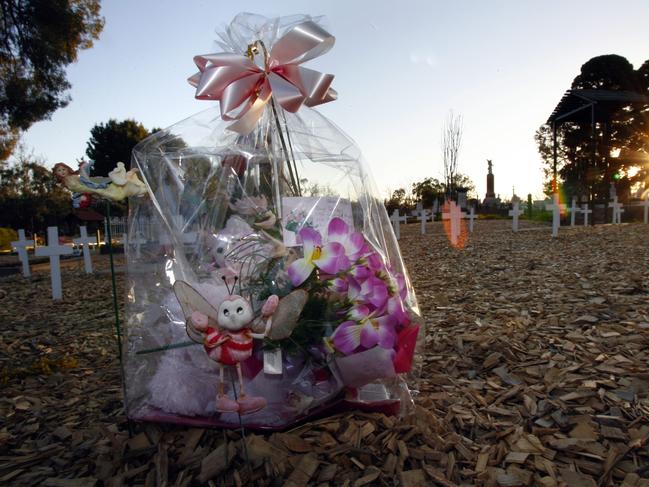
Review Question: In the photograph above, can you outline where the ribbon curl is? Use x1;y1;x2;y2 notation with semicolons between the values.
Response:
188;21;337;134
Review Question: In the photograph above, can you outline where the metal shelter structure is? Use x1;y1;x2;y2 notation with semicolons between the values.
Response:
546;89;649;194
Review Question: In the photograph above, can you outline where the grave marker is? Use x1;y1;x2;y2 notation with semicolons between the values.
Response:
545;195;565;238
639;195;649;224
416;208;430;235
581;204;592;226
129;232;147;258
570;197;580;227
442;201;466;246
508;201;524;232
390;209;407;240
610;196;624;224
467;207;476;233
11;229;34;277
73;226;95;274
35;226;73;300
172;214;198;245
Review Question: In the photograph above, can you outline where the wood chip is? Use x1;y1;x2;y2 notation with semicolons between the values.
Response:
2;222;649;486
284;453;319;487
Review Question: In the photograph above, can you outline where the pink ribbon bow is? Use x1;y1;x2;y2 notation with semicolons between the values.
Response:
188;21;337;134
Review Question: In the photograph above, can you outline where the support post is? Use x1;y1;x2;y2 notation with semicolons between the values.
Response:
552;121;558;194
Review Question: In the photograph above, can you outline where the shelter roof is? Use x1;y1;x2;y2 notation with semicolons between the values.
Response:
547;89;649;124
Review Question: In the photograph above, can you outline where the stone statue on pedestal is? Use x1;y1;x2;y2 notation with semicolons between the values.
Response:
483;159;499;207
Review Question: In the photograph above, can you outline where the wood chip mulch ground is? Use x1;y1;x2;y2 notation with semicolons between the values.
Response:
1;220;648;486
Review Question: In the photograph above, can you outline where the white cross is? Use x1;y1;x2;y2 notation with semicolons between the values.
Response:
165;214;198;244
172;214;198;245
411;202;423;217
467;207;476;233
416;208;430;235
390;209;407;240
442;201;466;246
35;226;73;300
581;204;592;226
73;226;95;274
127;231;147;258
157;214;196;246
610;196;624;224
638;195;649;224
508;201;524;232
103;218;109;245
570;197;580;227
545;195;566;238
11;229;34;278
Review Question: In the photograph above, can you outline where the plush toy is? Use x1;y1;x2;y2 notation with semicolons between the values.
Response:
173;278;279;414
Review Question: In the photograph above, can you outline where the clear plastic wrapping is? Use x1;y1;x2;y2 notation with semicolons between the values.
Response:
123;14;422;430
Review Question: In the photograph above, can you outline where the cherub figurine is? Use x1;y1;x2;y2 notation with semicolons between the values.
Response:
173;279;279;414
53;160;147;204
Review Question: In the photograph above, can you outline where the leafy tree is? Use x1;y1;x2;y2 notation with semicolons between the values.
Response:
452;173;476;198
639;60;649;91
572;55;638;91
537;54;649;200
384;188;414;215
0;0;104;161
0;148;71;232
86;119;150;175
411;173;475;207
411;177;444;207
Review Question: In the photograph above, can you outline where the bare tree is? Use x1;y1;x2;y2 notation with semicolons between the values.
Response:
441;111;463;198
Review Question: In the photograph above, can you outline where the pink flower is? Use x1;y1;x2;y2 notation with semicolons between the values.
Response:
360;275;389;310
287;227;347;287
330;305;397;355
387;296;410;326
328;276;349;293
350;264;372;281
364;252;385;272
327;218;366;262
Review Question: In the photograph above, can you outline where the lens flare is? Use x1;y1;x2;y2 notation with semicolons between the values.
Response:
553;189;568;216
441;199;469;249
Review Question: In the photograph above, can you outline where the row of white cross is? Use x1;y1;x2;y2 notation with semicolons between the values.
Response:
10;212;198;300
545;196;631;237
392;205;478;239
391;195;649;241
11;225;152;300
391;203;475;246
11;227;96;299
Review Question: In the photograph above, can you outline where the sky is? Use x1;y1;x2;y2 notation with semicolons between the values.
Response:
20;0;649;201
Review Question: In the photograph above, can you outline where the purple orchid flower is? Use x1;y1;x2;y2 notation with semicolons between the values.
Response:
287;227;348;287
387;295;410;326
360;274;389;310
331;304;398;355
327;217;366;262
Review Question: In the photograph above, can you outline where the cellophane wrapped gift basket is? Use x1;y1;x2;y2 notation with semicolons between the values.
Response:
124;13;422;430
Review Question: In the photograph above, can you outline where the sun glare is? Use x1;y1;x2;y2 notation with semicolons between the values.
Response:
627;166;640;178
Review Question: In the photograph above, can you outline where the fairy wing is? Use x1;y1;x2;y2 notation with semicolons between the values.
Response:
173;280;220;343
